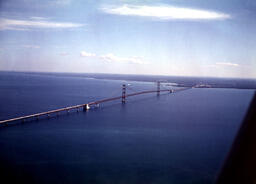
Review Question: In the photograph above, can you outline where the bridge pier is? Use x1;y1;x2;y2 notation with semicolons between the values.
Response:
83;104;90;111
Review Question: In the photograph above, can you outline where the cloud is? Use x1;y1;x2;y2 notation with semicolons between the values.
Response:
100;53;147;64
23;45;40;49
80;51;147;64
216;62;239;67
60;52;69;56
204;62;240;68
204;64;218;68
80;51;96;57
0;18;84;31
29;17;48;20
102;4;230;20
52;0;72;6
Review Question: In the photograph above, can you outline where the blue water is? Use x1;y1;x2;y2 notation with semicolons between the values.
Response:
0;72;254;184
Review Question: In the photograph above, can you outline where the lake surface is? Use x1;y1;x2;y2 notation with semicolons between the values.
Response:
0;72;254;184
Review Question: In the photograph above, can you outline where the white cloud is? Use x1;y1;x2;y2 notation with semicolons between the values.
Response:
216;62;239;67
80;51;147;64
80;51;96;57
0;18;83;31
52;0;72;6
23;45;40;49
203;64;218;68
102;4;230;20
204;62;240;68
29;17;48;20
60;52;69;56
100;53;147;64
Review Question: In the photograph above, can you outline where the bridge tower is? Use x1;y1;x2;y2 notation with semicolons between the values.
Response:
122;84;126;104
157;81;160;96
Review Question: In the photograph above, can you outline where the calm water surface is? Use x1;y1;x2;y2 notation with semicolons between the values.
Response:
0;72;254;184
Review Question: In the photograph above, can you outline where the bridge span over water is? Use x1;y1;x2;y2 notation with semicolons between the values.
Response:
0;83;191;126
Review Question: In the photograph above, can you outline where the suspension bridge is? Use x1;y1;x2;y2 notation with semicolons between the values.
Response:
0;82;191;126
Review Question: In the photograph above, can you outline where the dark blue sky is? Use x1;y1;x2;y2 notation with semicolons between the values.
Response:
0;0;255;78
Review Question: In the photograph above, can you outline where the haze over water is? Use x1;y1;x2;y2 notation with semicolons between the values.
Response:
0;72;254;183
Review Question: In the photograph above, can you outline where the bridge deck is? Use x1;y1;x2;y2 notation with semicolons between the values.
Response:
0;88;190;125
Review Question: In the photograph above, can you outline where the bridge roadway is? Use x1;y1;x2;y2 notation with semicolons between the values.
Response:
0;87;191;126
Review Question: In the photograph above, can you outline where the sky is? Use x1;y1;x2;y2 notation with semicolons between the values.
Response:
0;0;256;78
